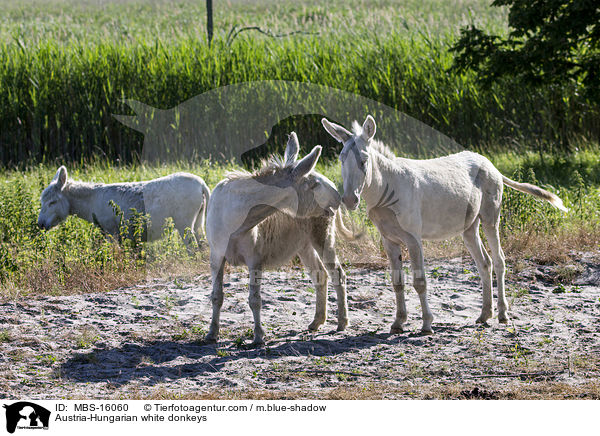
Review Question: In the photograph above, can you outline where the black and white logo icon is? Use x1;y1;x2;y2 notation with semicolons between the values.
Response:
3;402;50;434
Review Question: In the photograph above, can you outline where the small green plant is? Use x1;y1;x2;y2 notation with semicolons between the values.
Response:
511;343;531;366
163;295;175;311
35;354;58;365
233;329;254;348
190;326;206;337
0;329;11;342
570;285;582;293
509;287;530;299
335;372;349;381
75;329;100;349
171;330;189;341
314;356;332;367
216;349;229;358
552;283;567;294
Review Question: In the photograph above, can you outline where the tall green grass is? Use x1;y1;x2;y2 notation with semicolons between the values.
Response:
0;0;597;165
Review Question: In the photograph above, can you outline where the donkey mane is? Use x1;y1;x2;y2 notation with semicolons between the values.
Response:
225;155;290;182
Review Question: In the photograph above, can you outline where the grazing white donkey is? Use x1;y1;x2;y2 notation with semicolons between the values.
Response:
322;115;568;334
38;166;210;246
205;133;353;346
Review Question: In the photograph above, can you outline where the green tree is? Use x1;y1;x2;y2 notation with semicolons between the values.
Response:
451;0;600;97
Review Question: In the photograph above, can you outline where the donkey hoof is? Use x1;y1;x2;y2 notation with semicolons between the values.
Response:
420;327;434;335
390;325;404;334
498;314;510;324
336;320;348;332
202;335;218;344
476;314;492;324
308;320;324;332
250;340;265;348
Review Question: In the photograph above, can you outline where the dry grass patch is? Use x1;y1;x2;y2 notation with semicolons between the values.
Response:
502;224;600;265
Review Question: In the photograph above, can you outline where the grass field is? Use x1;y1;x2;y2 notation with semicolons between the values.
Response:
0;0;597;164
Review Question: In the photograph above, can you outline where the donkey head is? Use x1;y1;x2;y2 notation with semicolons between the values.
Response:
274;132;341;218
38;166;71;230
322;115;376;210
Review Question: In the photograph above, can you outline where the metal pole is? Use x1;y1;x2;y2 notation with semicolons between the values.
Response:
206;0;213;45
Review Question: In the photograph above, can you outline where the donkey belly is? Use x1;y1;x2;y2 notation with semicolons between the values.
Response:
224;232;306;270
259;232;307;269
375;189;480;241
420;195;480;240
418;169;483;240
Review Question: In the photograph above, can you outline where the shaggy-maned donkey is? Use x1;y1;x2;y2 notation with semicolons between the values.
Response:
38;166;210;246
322;115;568;334
205;133;353;346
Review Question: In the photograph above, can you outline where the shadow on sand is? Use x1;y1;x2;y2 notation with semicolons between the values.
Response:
59;325;472;387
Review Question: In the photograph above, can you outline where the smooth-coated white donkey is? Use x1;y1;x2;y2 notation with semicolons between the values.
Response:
322;115;568;334
38;167;210;247
205;132;353;346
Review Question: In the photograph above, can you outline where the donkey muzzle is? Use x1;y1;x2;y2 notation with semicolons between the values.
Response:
342;193;359;210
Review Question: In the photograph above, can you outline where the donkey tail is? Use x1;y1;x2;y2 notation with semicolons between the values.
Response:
335;208;364;241
195;182;211;238
502;176;568;212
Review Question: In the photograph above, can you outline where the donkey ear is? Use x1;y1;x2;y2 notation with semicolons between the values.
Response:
292;146;322;180
284;132;300;167
361;115;376;141
321;118;352;143
53;166;68;188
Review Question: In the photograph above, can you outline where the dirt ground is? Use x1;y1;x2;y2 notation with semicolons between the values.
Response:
1;251;599;400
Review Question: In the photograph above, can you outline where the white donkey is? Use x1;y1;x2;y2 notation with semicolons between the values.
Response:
205;133;353;346
322;115;568;334
38;166;210;246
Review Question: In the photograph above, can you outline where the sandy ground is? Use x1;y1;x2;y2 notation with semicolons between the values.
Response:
1;251;599;399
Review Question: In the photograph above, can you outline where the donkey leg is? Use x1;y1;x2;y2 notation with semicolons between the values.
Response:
382;237;407;334
324;257;348;331
298;247;329;332
205;255;226;343
319;242;348;331
248;265;265;346
406;238;433;334
482;221;509;323
462;219;494;324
